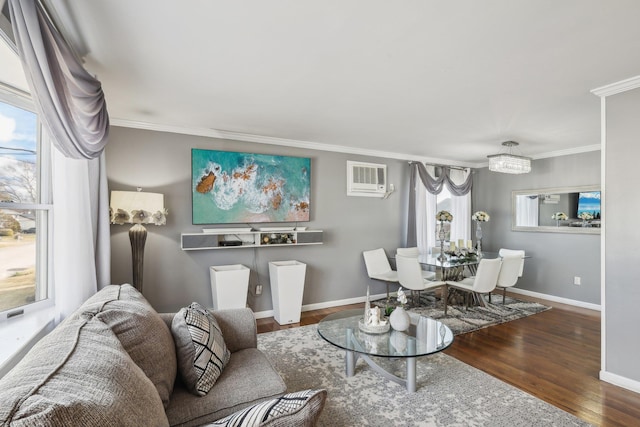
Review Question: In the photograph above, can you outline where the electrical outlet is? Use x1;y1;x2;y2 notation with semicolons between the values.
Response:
389;183;395;191
573;276;581;285
256;284;263;295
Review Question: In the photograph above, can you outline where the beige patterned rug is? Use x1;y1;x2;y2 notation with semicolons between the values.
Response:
258;325;590;427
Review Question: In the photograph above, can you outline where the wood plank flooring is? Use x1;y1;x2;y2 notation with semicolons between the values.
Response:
256;294;640;426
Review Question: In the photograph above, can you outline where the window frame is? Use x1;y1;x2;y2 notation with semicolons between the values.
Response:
0;82;54;321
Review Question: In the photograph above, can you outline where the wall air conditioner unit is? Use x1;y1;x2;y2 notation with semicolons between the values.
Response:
543;194;560;204
347;161;387;197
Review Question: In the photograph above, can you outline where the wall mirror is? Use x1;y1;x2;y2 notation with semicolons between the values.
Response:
512;185;601;234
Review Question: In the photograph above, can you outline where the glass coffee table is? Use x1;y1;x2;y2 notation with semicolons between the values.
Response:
317;309;453;392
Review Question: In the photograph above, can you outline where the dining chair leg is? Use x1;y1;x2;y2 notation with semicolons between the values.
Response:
502;287;507;305
488;292;492;304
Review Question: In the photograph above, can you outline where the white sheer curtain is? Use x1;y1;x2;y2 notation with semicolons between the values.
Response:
52;145;110;320
448;168;471;243
516;195;539;226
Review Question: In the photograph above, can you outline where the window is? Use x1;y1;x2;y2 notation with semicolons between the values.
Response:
0;83;52;318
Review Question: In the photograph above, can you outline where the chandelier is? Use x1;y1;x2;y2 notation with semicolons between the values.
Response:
487;141;531;174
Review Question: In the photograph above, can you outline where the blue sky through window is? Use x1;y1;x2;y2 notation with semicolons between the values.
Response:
0;101;37;164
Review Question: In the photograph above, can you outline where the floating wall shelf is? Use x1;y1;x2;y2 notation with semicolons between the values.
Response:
181;230;323;251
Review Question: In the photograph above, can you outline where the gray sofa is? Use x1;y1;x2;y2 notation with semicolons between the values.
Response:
0;284;294;426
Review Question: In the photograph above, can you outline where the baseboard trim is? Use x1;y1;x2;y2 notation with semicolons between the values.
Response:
600;370;640;393
505;288;601;311
253;292;387;320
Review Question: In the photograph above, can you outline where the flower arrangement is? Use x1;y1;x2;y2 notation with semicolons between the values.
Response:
397;287;408;306
472;211;490;222
552;212;568;220
578;212;594;220
436;210;453;222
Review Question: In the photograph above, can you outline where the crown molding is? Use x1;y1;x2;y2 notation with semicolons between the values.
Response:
110;118;480;168
591;75;640;97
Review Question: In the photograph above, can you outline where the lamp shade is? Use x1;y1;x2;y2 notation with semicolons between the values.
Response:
110;191;166;225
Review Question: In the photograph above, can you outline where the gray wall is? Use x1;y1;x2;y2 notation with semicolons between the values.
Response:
604;88;640;382
106;127;408;313
472;151;601;304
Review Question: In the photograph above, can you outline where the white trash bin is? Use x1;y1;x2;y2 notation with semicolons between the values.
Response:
209;264;250;310
269;260;307;325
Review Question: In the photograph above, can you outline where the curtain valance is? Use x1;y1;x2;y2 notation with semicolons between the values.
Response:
9;0;109;159
406;162;472;246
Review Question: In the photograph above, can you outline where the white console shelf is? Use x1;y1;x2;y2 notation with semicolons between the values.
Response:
181;229;323;251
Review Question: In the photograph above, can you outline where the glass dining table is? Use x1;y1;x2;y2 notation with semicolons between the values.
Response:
414;251;500;281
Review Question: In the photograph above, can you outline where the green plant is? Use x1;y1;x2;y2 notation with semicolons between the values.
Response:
384;306;395;317
0;228;14;237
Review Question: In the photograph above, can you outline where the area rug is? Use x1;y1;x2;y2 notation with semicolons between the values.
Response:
373;293;551;335
257;325;591;427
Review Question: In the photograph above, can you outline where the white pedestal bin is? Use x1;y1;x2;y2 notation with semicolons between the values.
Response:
269;261;307;325
209;264;250;310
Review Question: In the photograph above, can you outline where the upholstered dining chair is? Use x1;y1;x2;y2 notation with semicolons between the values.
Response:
396;247;436;280
396;254;445;305
444;257;502;315
498;248;525;277
363;248;399;301
494;255;522;304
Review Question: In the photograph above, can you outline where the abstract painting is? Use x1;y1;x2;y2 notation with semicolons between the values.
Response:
192;149;311;224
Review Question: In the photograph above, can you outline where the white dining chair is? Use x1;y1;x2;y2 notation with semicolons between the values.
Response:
396;254;445;305
396;247;436;280
363;248;399;301
498;248;525;277
494;255;522;304
444;258;502;315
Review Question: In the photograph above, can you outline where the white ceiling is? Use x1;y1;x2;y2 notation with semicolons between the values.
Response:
47;0;640;166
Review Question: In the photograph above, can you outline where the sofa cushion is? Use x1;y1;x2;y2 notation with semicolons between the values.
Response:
75;284;177;408
165;348;287;427
172;302;231;396
0;315;169;427
206;389;327;427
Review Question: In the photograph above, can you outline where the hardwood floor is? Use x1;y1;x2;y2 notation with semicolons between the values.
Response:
256;294;640;426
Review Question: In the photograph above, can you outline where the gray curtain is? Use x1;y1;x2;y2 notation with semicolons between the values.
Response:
407;162;473;246
9;0;109;160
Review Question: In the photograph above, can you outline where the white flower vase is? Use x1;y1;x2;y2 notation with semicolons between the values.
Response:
389;306;411;332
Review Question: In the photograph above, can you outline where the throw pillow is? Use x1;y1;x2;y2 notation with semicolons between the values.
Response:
207;389;327;427
172;302;231;396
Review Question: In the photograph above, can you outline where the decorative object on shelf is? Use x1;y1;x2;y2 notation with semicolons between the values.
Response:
435;210;453;262
191;149;310;224
359;285;390;334
551;212;568;227
578;211;594;227
389;288;410;332
472;211;490;257
260;233;295;245
110;189;167;293
487;141;532;174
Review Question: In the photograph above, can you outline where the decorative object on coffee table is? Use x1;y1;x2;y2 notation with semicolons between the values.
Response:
389;288;410;331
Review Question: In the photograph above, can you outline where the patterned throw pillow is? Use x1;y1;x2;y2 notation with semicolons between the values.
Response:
208;389;327;427
172;302;231;396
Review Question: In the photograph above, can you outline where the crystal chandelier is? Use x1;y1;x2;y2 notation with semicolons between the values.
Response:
487;141;531;174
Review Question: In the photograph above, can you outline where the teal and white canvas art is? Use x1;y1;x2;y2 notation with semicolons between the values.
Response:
192;149;310;224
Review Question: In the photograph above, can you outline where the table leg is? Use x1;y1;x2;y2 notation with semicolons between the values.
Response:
406;339;416;392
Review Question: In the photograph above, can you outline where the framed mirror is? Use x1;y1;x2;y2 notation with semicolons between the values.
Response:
512;185;601;234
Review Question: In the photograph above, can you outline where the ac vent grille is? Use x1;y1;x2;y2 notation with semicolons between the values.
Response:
347;161;387;197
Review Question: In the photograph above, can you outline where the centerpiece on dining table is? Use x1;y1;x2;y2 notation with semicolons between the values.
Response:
471;210;490;256
435;210;453;261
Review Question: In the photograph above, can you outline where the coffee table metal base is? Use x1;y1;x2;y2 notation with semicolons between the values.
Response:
345;328;417;392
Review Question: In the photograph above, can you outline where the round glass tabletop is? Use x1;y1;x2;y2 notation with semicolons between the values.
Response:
317;309;453;358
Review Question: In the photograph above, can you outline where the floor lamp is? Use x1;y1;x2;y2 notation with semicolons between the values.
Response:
110;189;167;293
